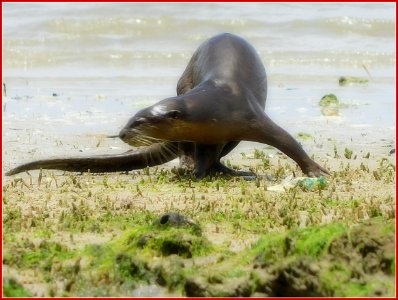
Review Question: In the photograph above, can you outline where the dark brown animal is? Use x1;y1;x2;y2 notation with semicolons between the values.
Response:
6;33;329;178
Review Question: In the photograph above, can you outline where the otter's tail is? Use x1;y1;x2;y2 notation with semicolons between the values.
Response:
5;142;179;176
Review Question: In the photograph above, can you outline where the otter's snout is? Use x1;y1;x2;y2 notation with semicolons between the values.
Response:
119;128;128;141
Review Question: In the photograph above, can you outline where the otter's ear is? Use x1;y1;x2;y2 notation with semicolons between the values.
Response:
166;110;182;119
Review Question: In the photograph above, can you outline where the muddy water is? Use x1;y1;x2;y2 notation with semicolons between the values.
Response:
2;2;395;173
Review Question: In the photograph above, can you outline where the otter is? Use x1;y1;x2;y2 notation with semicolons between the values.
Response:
6;33;329;178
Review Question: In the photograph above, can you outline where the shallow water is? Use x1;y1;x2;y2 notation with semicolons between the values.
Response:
2;2;396;171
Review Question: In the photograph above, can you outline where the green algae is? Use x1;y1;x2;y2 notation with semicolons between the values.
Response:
297;132;314;141
3;240;75;270
319;94;339;107
126;225;212;258
344;147;354;159
339;76;368;86
249;219;395;297
319;94;340;116
2;151;395;297
3;217;395;297
78;220;216;294
286;223;346;257
3;278;32;297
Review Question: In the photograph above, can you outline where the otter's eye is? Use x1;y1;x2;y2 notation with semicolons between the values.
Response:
132;118;146;127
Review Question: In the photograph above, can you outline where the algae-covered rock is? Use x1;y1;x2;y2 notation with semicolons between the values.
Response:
131;225;209;259
319;94;339;116
184;276;253;297
113;213;209;259
158;233;202;258
339;76;368;86
319;94;339;107
349;219;395;275
134;231;206;258
154;212;201;234
114;254;151;283
152;255;185;288
266;258;323;297
184;277;208;296
250;218;395;297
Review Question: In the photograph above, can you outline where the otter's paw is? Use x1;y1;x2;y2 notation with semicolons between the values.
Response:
303;162;330;178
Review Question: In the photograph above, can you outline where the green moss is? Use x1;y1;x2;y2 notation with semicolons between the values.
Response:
126;224;212;258
223;269;249;279
33;229;53;238
320;262;353;294
114;254;151;284
83;223;214;291
321;264;392;297
153;255;188;290
250;223;346;263
250;232;287;264
341;283;374;297
288;223;346;257
3;240;75;270
3;278;32;297
371;217;395;233
85;245;119;281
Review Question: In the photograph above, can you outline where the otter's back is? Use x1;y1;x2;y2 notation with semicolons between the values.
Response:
192;33;267;104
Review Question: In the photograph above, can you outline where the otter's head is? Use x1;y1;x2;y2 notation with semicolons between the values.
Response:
119;98;185;146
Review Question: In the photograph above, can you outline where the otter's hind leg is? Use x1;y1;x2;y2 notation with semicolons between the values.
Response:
213;162;256;179
193;143;256;179
192;144;221;179
217;142;256;178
